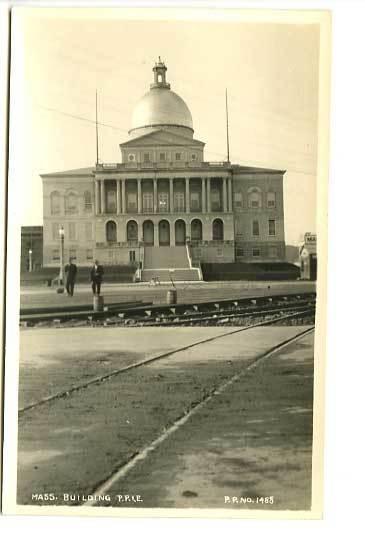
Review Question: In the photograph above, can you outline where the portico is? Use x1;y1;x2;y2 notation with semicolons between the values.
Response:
94;175;233;216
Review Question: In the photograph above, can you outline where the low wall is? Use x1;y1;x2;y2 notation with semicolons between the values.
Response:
201;262;300;281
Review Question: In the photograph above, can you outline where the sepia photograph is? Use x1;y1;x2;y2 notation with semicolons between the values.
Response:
2;6;330;518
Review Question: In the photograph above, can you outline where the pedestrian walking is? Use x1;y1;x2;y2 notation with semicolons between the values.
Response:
90;259;104;295
65;258;77;296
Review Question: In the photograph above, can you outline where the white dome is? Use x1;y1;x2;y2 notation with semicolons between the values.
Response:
130;86;193;135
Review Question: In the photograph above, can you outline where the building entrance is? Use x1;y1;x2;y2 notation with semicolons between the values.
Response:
159;220;170;246
175;220;186;246
143;220;154;246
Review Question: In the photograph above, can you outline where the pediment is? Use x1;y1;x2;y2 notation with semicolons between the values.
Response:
120;129;205;148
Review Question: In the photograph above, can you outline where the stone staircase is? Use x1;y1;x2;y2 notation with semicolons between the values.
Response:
141;246;202;282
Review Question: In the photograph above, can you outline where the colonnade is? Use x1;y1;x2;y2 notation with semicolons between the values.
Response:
94;177;233;215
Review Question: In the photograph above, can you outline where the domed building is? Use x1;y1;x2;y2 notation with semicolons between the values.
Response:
41;59;286;281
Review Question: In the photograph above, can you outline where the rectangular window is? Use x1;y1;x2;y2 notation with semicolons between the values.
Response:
234;192;243;209
143;152;150;163
84;192;92;211
252;248;260;258
86;248;93;261
174;192;185;212
268;219;276;236
267;192;276;208
211;189;221;212
129;250;136;263
217;247;223;257
69;248;77;260
127;192;137;212
52;249;60;261
142;193;153;213
235;246;245;257
85;222;93;241
190;192;201;212
252;220;260;237
106;189;117;213
175;152;181;160
69;223;76;241
158;192;169;212
159;152;166;161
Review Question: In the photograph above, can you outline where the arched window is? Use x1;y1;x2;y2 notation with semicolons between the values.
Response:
65;191;78;214
84;191;92;211
212;218;224;241
126;220;138;242
248;188;262;208
106;220;117;243
50;191;61;215
267;192;276;208
191;219;203;241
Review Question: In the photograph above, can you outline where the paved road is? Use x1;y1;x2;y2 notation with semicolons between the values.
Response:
17;325;314;511
20;280;315;309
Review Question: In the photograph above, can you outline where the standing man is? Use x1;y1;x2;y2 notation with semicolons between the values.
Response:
65;258;77;296
90;259;104;295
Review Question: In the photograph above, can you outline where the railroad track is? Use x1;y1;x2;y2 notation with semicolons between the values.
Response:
18;306;315;416
19;292;316;327
82;326;314;507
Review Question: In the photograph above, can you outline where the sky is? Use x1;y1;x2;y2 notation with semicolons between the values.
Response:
10;9;320;245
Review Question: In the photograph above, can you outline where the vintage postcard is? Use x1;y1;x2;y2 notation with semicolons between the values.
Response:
2;7;330;518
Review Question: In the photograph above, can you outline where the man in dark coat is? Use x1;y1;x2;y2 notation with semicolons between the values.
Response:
65;258;77;296
90;259;104;295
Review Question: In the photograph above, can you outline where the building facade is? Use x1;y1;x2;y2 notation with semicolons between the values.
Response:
41;60;286;268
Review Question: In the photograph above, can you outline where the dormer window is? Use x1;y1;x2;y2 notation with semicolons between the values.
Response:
128;154;135;162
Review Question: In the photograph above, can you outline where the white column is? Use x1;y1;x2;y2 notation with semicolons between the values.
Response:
122;179;126;213
202;178;206;213
153;179;158;213
207;178;211;213
101;180;105;214
116;179;121;214
185;178;190;213
228;178;233;212
137;179;142;213
169;178;174;213
223;178;227;212
94;180;99;214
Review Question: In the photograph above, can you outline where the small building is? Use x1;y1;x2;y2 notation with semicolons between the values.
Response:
21;226;43;272
299;233;317;280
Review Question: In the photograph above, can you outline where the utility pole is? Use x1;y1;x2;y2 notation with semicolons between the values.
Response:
96;90;99;165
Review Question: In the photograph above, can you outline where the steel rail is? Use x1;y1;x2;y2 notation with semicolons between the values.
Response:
117;301;315;327
20;292;316;326
18;308;314;416
82;326;315;506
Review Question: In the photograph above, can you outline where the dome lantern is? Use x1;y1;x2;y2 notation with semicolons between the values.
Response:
129;59;194;138
151;57;170;90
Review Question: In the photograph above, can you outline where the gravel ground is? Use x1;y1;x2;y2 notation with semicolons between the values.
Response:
17;325;313;509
